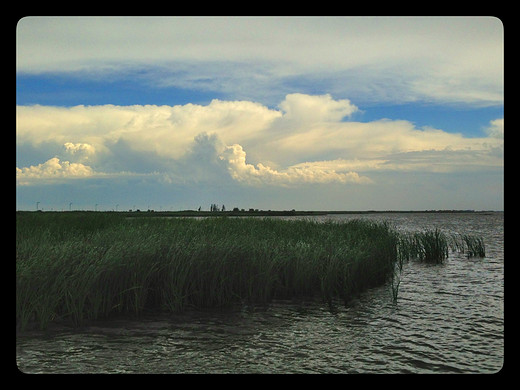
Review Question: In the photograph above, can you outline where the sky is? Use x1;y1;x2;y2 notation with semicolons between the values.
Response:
16;16;504;211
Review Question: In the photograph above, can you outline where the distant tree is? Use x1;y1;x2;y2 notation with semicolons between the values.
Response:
222;204;226;212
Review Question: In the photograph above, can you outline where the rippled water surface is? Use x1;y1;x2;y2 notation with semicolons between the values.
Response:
16;212;504;374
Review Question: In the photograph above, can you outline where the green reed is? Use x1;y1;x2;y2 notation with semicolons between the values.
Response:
404;228;449;264
16;212;485;330
449;234;486;258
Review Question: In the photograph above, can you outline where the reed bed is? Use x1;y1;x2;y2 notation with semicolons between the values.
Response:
397;229;486;264
16;212;485;330
397;228;449;264
449;234;486;258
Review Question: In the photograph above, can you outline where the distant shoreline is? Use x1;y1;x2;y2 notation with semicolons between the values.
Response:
17;209;501;217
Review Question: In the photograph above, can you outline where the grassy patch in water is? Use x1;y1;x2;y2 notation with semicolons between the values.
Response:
397;228;449;264
16;212;485;330
450;234;486;258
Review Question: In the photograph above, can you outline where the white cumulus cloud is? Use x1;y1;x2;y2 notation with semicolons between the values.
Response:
16;94;503;187
485;118;504;139
220;143;373;186
278;93;358;123
16;157;94;185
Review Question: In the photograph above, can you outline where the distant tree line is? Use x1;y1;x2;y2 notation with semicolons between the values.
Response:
209;204;225;212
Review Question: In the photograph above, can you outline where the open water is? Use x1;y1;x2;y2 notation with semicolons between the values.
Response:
16;212;504;374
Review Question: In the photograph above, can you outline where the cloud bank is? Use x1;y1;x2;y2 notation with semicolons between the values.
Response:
220;144;373;186
17;17;503;107
16;94;503;190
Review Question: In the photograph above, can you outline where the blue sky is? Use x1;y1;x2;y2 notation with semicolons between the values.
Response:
16;17;504;211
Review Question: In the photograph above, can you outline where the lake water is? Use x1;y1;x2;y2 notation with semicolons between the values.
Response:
16;212;504;374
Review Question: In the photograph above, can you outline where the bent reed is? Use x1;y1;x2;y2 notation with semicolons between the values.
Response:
16;212;484;330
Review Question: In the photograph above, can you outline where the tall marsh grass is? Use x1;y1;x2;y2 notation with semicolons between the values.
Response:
397;228;486;264
398;228;449;264
450;234;486;258
16;212;485;330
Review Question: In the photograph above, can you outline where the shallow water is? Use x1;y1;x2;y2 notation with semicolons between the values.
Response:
16;212;503;374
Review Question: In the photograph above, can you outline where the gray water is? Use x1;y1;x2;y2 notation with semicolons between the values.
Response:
16;212;504;374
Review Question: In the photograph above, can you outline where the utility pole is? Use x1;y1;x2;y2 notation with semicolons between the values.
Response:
69;202;73;211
